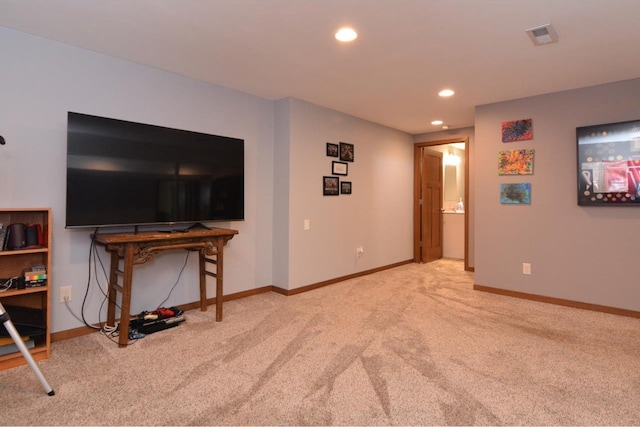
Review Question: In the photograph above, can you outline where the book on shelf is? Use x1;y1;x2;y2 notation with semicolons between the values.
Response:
25;279;47;288
22;269;47;287
0;306;46;338
23;271;47;281
0;224;5;252
0;336;28;346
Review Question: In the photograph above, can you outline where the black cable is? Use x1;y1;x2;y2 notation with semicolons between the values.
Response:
80;229;118;328
91;232;118;305
75;229;140;346
82;228;191;346
156;250;190;309
79;230;101;330
91;229;140;346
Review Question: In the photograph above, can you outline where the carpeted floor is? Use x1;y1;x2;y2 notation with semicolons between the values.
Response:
1;259;639;426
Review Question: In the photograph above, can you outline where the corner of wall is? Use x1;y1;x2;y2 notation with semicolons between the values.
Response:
272;98;292;288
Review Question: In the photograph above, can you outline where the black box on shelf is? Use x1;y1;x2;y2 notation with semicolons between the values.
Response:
0;305;46;338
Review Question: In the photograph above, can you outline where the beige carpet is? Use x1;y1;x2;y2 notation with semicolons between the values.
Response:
1;259;639;426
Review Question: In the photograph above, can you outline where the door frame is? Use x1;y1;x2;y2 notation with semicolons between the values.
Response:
414;137;470;271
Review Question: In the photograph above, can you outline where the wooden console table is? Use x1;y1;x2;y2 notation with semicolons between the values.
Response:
94;228;238;347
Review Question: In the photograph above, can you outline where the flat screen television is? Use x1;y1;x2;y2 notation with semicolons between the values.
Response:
66;112;244;228
577;119;640;206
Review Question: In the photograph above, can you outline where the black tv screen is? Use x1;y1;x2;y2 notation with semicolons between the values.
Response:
577;119;640;206
66;112;244;228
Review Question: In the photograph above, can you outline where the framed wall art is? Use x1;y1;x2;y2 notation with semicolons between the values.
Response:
323;176;339;196
339;142;354;162
326;143;339;157
502;118;533;142
500;183;531;204
341;181;352;194
577;119;640;206
332;161;348;176
498;149;534;175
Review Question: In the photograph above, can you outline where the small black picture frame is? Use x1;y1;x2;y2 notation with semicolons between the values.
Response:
341;181;352;195
323;176;339;196
326;143;339;157
332;161;348;176
339;142;354;162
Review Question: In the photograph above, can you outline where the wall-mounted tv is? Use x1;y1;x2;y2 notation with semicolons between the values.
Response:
66;112;244;228
577;119;640;206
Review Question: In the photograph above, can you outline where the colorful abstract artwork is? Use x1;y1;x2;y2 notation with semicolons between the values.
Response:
498;149;534;175
500;183;531;204
502;118;533;142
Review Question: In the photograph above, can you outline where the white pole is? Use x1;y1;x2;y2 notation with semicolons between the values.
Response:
0;302;54;396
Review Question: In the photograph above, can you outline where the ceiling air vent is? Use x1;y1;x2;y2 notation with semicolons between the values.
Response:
526;23;558;46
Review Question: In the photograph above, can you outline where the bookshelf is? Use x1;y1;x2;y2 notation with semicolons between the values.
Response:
0;208;51;370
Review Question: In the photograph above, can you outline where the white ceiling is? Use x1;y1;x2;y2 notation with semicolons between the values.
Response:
1;0;639;134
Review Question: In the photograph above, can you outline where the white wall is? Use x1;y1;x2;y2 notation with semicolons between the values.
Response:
6;24;637;334
276;98;415;289
474;78;640;311
0;27;275;333
1;26;417;335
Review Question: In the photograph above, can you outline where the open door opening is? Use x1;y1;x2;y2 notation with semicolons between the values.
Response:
414;137;470;269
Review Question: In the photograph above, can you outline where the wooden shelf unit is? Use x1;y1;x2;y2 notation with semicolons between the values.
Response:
0;208;51;370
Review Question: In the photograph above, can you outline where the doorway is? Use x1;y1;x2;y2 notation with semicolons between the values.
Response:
413;137;470;270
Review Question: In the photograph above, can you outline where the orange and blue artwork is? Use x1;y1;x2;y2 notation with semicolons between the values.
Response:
498;149;534;175
500;183;531;204
502;118;533;142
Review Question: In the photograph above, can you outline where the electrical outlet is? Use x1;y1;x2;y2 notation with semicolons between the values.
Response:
59;286;72;303
522;263;531;275
356;246;364;257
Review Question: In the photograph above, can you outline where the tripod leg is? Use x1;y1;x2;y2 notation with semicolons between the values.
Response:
0;305;54;396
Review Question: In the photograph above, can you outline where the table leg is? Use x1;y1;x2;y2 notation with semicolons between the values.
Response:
106;251;119;328
118;244;135;347
216;240;224;322
199;250;207;311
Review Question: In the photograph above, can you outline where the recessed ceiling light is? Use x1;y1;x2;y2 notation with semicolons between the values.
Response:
335;27;358;42
439;89;455;97
431;120;443;126
442;125;449;130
